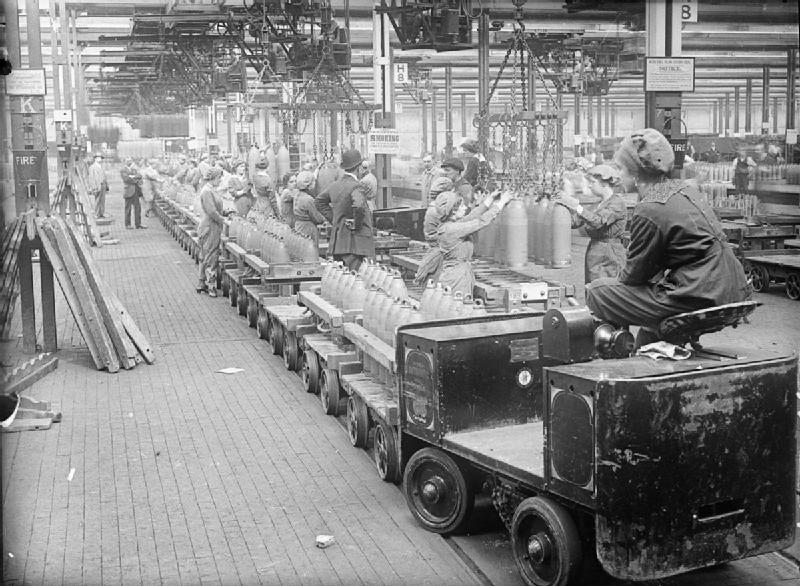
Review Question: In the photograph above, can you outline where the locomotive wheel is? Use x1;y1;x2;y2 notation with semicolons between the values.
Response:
238;290;249;317
270;322;284;356
320;368;341;416
256;309;270;341
750;265;770;293
786;273;800;300
347;395;370;448
229;282;238;308
374;422;400;483
511;497;582;586
301;349;321;394
247;299;259;329
403;447;474;535
283;331;299;371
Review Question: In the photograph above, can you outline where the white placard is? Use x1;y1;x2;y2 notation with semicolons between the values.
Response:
786;129;798;145
4;69;46;95
678;0;698;22
394;63;408;85
645;58;695;92
395;102;403;114
53;109;72;122
368;128;400;155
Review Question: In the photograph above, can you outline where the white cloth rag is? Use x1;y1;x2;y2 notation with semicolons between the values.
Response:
636;341;692;361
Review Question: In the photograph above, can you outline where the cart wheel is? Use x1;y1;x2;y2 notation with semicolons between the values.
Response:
320;368;341;416
270;322;284;356
403;447;474;535
786;272;800;301
247;298;259;328
216;268;223;291
238;291;249;317
221;274;230;298
283;330;299;371
229;282;238;308
511;497;582;586
256;309;271;341
374;422;400;483
301;349;321;394
750;265;770;293
347;395;370;448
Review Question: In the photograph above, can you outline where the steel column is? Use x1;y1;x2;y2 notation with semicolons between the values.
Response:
477;13;490;153
773;96;779;134
421;100;428;156
734;86;740;133
786;49;797;132
431;89;438;156
745;78;753;133
587;94;593;137
460;94;467;138
597;93;603;136
762;66;770;134
445;65;453;157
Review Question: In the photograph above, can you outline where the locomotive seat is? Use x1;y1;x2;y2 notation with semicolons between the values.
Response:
656;300;761;348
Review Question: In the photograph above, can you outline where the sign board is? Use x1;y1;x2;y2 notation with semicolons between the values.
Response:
645;57;695;92
394;63;408;85
787;129;798;145
13;149;49;213
668;138;688;169
54;109;72;122
678;0;698;22
368;128;401;155
4;69;46;96
395;102;403;114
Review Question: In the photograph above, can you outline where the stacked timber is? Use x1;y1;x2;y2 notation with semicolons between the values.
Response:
1;218;24;339
35;215;155;372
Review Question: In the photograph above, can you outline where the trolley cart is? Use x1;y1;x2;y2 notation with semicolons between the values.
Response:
393;304;796;586
319;231;413;261
722;220;796;251
742;248;800;299
256;301;317;372
389;249;574;311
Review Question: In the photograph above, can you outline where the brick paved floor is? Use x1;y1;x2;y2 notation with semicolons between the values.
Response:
1;178;481;586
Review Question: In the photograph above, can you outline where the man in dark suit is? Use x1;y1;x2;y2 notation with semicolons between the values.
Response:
120;158;145;229
314;149;375;271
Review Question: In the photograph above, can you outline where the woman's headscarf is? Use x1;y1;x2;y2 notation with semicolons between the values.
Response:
614;128;674;177
295;170;315;190
587;164;622;186
202;166;223;182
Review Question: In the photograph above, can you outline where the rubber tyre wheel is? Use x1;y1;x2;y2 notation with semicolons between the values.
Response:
786;273;800;301
374;422;400;483
750;265;770;293
270;322;284;356
320;368;341;416
247;299;258;329
229;282;238;308
283;330;299;371
511;496;582;586
302;349;321;394
347;395;370;448
256;309;270;341
403;447;474;535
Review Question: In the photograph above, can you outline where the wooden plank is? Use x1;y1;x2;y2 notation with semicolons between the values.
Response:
19;235;37;353
2;354;59;396
35;219;105;369
342;322;396;372
47;219;120;373
63;219;135;370
103;291;155;365
297;291;344;327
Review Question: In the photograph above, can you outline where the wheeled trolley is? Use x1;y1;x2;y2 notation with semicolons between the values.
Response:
743;249;800;300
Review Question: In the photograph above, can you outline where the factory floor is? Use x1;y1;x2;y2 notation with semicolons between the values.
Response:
1;172;799;586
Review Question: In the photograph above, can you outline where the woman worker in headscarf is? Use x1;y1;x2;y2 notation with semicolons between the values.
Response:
585;128;750;334
422;176;455;243
293;170;327;253
228;160;253;217
415;188;512;298
556;164;628;284
196;166;226;296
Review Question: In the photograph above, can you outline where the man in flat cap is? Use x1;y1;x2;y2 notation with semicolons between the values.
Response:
315;149;374;271
87;154;109;219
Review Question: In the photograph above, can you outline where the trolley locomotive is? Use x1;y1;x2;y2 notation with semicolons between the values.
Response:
394;304;797;586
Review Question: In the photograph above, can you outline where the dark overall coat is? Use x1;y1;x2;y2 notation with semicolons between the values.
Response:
315;174;375;259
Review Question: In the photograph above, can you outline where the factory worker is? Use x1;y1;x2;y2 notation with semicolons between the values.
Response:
557;164;628;284
440;157;474;205
196;166;226;296
459;138;481;188
87;154;109;219
731;148;756;194
293;170;327;251
420;154;438;203
415;189;512;297
140;159;161;219
423;176;455;243
586;129;751;337
359;160;378;209
252;157;279;217
229;161;253;217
